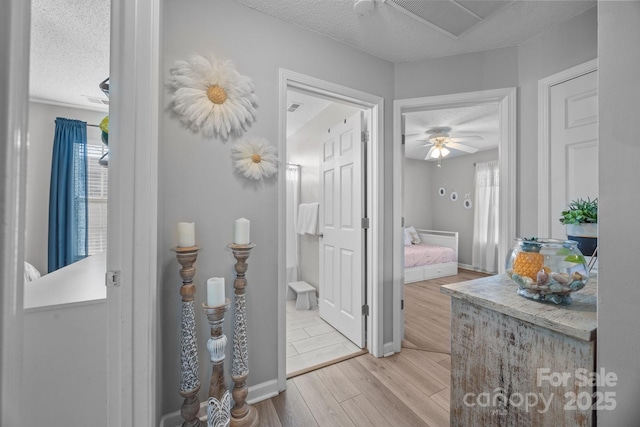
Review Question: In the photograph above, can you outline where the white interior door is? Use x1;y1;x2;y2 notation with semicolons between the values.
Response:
319;111;365;348
550;70;598;239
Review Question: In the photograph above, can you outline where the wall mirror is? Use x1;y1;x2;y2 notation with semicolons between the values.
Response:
23;0;110;304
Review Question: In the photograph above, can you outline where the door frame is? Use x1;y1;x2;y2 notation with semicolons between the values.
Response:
392;88;517;352
537;59;598;237
277;69;384;391
0;0;29;422
1;0;161;424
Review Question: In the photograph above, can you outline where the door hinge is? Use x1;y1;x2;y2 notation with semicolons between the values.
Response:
362;304;370;316
106;270;121;288
401;217;405;227
361;130;369;143
401;299;404;310
361;217;370;229
402;134;406;145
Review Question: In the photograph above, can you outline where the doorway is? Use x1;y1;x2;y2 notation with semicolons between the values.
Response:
392;88;517;353
278;69;384;390
284;89;365;377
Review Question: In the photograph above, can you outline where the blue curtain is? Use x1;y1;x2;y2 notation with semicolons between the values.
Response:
48;118;88;273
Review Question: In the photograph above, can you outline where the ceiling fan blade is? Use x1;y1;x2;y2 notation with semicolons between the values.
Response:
419;141;433;147
450;135;484;141
447;142;478;153
424;146;436;160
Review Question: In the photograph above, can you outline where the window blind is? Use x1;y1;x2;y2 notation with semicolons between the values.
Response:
86;140;108;255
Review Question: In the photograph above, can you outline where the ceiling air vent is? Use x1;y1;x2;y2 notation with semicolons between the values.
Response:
287;102;303;113
385;0;512;39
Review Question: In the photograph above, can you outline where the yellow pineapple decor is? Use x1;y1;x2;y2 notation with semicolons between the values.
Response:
513;239;544;281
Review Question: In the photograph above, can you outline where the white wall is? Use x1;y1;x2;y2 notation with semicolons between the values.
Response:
598;2;640;425
287;102;361;290
25;102;106;273
160;0;394;414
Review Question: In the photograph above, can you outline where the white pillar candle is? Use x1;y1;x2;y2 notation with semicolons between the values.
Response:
177;222;196;247
234;218;250;244
207;277;225;306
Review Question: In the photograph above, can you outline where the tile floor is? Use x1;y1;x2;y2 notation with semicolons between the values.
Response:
286;299;362;377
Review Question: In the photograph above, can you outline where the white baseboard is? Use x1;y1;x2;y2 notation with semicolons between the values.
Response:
159;379;279;427
458;263;496;274
383;341;395;357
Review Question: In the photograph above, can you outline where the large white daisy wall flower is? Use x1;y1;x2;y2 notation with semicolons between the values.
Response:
231;137;278;181
169;54;258;140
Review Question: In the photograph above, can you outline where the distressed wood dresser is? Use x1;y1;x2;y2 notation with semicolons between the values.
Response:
442;275;597;426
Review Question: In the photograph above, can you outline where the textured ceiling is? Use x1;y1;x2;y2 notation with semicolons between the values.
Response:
30;0;110;111
28;0;595;111
232;0;596;63
404;103;499;161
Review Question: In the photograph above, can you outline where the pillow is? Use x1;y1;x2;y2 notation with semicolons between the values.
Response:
403;228;412;246
24;261;41;283
405;226;422;244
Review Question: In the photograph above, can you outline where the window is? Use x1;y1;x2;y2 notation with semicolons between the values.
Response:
86;140;108;255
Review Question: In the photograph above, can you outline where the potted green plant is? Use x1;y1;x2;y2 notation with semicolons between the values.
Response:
559;198;597;256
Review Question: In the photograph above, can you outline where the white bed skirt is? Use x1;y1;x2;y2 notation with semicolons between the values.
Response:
403;229;459;284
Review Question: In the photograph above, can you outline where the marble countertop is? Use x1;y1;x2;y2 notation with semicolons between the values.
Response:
441;274;597;342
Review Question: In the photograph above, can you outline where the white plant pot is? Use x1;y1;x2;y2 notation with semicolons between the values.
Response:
566;223;597;238
566;223;597;256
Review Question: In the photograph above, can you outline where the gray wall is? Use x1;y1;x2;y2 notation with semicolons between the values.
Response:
404;149;498;266
159;0;598;416
431;149;499;266
161;0;394;414
25;102;106;274
517;6;598;235
598;2;640;425
395;6;597;238
287;102;361;291
403;158;433;230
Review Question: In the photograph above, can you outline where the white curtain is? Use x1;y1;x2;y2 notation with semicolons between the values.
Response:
286;165;301;285
472;160;499;273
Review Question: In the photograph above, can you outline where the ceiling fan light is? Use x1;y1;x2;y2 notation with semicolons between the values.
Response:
441;147;450;157
430;148;441;159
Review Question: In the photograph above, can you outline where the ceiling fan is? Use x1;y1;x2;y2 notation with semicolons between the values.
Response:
411;127;481;166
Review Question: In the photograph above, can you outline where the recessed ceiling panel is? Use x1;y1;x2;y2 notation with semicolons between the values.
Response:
457;0;513;19
387;0;480;38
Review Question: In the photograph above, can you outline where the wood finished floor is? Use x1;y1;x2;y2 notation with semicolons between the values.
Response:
402;269;490;353
258;269;491;426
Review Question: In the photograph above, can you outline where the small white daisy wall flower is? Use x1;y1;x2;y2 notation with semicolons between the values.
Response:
168;54;258;139
231;137;278;181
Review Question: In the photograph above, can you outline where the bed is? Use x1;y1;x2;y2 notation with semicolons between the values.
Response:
404;228;458;283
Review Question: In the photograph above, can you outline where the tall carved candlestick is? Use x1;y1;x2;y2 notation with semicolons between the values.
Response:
228;243;259;427
172;246;202;427
203;299;231;427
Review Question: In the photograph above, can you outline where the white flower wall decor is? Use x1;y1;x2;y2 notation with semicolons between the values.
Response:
231;137;278;181
169;54;258;139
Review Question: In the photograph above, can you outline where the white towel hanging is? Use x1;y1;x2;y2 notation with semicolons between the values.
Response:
296;203;319;235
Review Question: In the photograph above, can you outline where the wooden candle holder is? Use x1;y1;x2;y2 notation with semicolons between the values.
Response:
203;299;231;427
228;243;259;427
172;246;203;427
